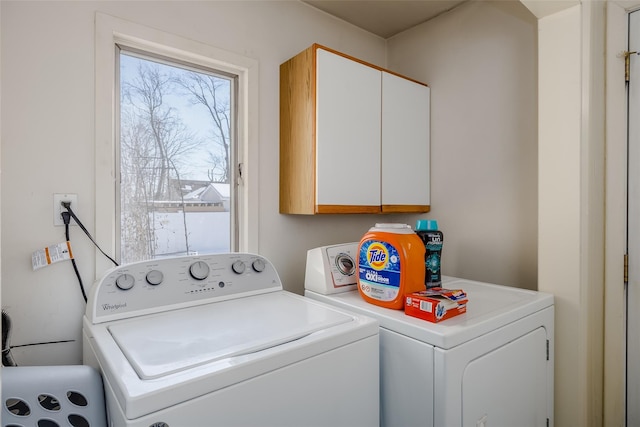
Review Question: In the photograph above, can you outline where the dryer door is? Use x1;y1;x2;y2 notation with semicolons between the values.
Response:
461;326;548;427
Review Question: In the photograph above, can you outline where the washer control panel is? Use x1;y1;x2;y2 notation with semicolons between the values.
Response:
87;253;282;323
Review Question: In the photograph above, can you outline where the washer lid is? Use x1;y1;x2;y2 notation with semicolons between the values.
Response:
108;292;352;380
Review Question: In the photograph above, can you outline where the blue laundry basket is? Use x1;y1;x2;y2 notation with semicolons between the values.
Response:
1;365;107;427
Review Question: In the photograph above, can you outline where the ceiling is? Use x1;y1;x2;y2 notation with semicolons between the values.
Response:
302;0;469;39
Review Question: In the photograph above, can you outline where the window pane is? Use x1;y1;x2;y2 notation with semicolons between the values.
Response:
119;51;233;263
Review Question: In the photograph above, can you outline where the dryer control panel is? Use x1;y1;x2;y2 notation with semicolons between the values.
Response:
86;253;282;323
305;243;359;295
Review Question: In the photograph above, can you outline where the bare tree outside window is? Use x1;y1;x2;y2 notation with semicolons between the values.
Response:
119;51;233;264
174;73;232;184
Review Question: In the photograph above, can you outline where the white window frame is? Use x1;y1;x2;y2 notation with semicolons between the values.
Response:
95;13;259;277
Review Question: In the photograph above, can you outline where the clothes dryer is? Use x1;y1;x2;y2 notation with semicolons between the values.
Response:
305;243;554;427
83;253;379;427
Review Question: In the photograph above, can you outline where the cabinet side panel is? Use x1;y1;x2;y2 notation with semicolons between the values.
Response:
280;46;316;214
380;328;434;427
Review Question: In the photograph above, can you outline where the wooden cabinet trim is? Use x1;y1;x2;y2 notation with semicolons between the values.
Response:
316;205;381;214
381;205;431;214
279;45;317;214
311;43;429;88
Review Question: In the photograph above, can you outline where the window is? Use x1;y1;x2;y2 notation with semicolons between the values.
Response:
95;14;258;271
118;50;235;263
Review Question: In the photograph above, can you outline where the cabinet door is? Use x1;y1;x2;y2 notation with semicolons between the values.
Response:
381;72;430;212
316;49;382;211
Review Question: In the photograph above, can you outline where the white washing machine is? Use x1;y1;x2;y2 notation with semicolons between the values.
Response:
83;253;379;427
305;243;554;427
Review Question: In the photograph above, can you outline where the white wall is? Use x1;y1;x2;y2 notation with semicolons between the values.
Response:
0;0;387;365
0;0;539;367
521;1;607;425
386;1;538;289
537;7;588;424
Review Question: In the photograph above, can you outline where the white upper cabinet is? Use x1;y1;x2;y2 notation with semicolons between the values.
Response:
381;72;431;209
280;44;430;214
316;49;382;209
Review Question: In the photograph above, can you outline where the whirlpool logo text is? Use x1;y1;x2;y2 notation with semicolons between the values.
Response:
366;243;389;271
101;302;127;311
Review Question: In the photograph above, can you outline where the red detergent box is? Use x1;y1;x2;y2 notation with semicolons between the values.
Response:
405;288;468;322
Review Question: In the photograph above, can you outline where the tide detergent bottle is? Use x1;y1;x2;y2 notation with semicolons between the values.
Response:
357;223;426;309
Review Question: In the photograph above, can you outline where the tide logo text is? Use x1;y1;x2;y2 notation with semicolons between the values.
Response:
366;243;389;271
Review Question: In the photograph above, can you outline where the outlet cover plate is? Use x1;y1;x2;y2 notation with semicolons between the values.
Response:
53;193;77;226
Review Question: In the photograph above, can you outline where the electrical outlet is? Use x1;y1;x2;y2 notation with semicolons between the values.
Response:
53;193;78;226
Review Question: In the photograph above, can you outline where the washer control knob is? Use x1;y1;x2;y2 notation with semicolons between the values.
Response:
146;270;164;286
335;253;355;276
189;261;210;281
252;258;266;273
232;260;246;274
115;273;135;291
